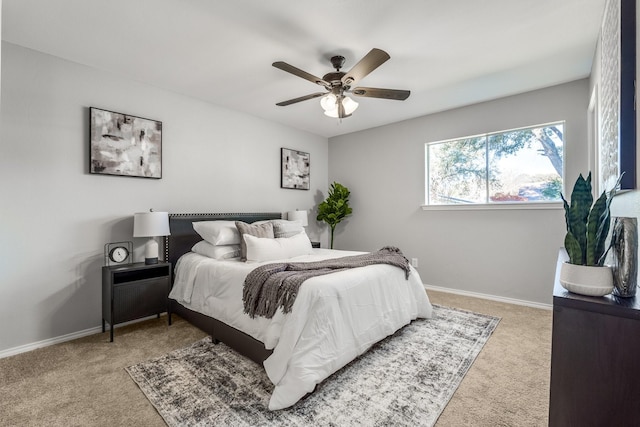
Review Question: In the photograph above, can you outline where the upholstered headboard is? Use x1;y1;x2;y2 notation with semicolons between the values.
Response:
163;212;282;279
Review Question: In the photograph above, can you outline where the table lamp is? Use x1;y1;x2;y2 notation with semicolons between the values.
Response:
287;210;308;227
133;210;171;264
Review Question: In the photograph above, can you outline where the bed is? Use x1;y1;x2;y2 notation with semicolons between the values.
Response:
164;212;433;410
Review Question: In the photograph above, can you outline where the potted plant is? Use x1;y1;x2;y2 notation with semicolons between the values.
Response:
317;182;353;249
559;172;621;296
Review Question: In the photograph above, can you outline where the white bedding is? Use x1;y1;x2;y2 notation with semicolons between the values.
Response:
169;248;433;410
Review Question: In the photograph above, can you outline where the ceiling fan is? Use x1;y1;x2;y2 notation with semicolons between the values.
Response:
272;48;410;119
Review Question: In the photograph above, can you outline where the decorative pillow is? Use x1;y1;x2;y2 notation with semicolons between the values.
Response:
192;220;240;246
191;241;241;260
254;219;305;238
244;232;313;262
272;220;306;238
235;221;274;261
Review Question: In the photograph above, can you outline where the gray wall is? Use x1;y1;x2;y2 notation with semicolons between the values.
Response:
0;42;328;353
328;80;590;305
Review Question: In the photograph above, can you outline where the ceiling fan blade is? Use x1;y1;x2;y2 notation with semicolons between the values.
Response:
276;92;327;106
341;48;390;87
273;61;330;88
351;87;410;101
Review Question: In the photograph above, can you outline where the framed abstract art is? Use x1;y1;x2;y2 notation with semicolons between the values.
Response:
90;107;163;179
281;148;310;190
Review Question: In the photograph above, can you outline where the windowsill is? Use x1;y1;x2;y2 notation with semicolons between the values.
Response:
421;202;563;211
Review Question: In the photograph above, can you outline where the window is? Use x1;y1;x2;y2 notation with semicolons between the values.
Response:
425;122;564;206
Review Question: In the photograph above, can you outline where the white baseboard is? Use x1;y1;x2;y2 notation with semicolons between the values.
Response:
0;314;165;359
424;284;552;311
0;326;103;359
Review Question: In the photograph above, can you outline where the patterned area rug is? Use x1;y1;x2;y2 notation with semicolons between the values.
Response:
126;305;499;426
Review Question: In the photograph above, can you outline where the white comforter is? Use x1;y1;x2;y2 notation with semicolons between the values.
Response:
169;248;433;410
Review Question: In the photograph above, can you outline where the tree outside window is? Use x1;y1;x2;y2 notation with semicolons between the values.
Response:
426;122;564;205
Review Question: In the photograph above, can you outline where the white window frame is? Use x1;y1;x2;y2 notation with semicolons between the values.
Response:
423;121;565;211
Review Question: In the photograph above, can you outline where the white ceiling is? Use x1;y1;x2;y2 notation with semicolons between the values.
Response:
2;0;606;138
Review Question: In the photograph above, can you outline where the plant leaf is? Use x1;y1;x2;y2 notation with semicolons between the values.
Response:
564;232;582;265
316;182;352;232
586;191;607;266
564;173;593;264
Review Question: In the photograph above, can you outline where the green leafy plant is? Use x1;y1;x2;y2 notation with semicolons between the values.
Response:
561;172;622;266
317;182;353;249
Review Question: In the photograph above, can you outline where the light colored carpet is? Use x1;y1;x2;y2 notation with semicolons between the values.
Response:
433;292;552;427
0;290;552;426
126;305;499;426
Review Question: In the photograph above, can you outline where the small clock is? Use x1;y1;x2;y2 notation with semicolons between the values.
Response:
105;241;133;266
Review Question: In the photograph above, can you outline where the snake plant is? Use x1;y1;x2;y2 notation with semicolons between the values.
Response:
561;172;622;266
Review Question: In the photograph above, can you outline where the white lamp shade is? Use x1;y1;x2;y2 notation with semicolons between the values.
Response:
133;211;171;237
287;210;308;227
323;108;339;118
320;93;337;111
321;95;358;118
342;96;359;115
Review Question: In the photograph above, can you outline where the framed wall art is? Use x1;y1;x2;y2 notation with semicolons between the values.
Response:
90;107;163;179
281;148;310;190
598;0;636;192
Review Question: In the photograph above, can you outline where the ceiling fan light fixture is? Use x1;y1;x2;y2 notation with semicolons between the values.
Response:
342;96;359;115
323;108;340;118
320;94;358;118
320;93;337;111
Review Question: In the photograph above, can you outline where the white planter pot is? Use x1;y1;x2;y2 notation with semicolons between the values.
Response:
559;262;614;296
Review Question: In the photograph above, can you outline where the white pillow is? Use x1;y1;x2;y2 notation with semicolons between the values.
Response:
192;241;241;260
192;221;240;246
244;232;313;262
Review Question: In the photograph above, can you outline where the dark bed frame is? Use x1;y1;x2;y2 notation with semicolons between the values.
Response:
163;212;282;364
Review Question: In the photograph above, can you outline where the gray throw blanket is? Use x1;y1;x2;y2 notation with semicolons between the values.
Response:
243;246;411;319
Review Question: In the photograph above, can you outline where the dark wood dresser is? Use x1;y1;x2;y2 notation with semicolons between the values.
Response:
549;251;640;426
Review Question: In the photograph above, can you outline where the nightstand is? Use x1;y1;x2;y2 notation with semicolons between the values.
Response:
102;262;171;342
311;241;321;248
